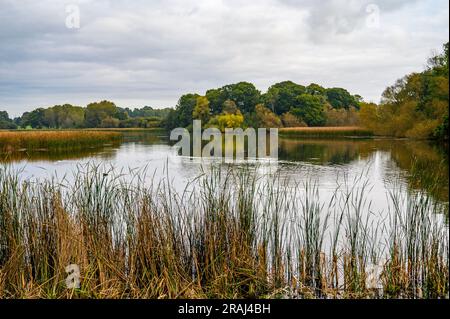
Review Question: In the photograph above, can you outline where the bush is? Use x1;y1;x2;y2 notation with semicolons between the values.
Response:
325;106;359;126
254;104;282;128
280;112;306;127
405;119;441;139
100;116;120;128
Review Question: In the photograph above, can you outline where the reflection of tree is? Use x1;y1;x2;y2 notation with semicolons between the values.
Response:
384;140;448;203
122;131;167;145
278;137;449;203
278;138;366;164
0;144;120;163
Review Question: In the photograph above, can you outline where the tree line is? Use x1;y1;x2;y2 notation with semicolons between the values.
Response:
163;81;362;131
360;42;449;140
1;42;447;140
0;82;362;131
0;103;171;129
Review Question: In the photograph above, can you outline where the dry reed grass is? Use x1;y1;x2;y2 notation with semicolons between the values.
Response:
0;131;122;153
0;164;447;299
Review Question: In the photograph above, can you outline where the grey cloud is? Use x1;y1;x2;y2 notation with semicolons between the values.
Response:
0;0;448;116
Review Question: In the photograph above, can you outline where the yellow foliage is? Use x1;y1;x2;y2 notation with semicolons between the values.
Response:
281;112;306;127
216;113;244;131
405;119;441;139
325;106;359;126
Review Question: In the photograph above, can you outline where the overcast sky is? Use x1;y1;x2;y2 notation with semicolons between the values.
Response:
0;0;448;117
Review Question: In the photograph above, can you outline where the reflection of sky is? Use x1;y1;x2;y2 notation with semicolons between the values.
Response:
7;138;412;218
3;136;447;271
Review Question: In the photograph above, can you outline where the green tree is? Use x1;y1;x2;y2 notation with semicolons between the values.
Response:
44;104;85;128
264;81;306;115
175;93;200;128
19;108;48;129
114;109;129;121
306;83;326;96
207;82;261;114
162;109;179;131
100;116;120;128
127;106;172;119
85;101;118;127
206;88;226;115
291;94;326;126
326;88;359;109
0;111;17;129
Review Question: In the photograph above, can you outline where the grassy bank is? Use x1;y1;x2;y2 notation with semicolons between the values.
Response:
0;165;448;299
83;127;165;132
279;126;373;138
0;131;122;153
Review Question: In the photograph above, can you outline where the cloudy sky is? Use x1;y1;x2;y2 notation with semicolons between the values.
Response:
0;0;448;117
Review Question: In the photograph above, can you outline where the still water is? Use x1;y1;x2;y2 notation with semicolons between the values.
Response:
1;131;449;215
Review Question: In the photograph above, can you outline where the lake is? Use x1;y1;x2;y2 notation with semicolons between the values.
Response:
1;130;448;209
1;130;448;298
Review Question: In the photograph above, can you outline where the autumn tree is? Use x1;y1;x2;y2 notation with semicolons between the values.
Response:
85;101;118;128
254;104;283;128
193;96;211;125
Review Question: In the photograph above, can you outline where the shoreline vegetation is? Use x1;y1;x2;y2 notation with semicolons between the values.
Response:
279;127;373;138
0;164;447;299
1;43;447;141
0;131;122;153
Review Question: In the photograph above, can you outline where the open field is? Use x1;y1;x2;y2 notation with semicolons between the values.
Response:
0;164;447;299
0;131;122;153
279;127;374;138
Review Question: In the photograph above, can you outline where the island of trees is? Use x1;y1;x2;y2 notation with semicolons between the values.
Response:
0;43;447;140
0;104;171;130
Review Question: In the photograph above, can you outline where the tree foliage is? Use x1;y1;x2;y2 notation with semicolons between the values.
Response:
291;94;327;126
0;111;17;129
254;104;283;128
85;100;118;128
175;93;199;128
264;81;305;115
206;82;261;115
19;108;48;129
325;88;359;110
280;112;306;127
360;42;449;139
193;96;211;125
44;104;85;128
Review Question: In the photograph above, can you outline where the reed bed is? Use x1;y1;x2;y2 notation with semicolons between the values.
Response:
0;131;122;153
0;164;447;299
279;127;373;138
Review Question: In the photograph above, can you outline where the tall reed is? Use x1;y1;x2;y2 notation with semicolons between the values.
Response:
0;131;122;153
0;163;447;299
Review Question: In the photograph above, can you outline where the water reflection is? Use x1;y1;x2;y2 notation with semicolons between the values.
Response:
278;137;449;202
1;131;448;204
